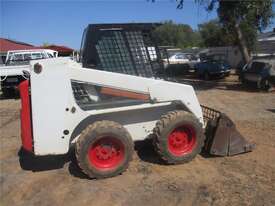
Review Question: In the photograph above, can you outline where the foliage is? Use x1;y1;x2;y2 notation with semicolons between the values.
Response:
152;21;202;48
214;0;274;52
177;0;274;53
152;0;274;60
198;19;236;47
214;0;274;31
153;20;240;48
42;42;50;47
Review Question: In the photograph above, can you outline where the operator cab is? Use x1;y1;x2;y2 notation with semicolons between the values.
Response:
79;23;164;78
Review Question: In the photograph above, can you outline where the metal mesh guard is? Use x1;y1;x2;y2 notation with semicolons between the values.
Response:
201;105;221;125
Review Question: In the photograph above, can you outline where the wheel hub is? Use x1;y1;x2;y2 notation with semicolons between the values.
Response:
95;145;119;160
168;126;196;156
170;132;188;147
88;137;125;170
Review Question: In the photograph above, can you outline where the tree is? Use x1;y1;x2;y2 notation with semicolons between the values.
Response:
152;21;202;48
198;19;236;47
42;42;50;47
176;0;274;63
214;0;274;63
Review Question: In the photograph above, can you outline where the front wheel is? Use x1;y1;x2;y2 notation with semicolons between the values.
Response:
260;78;274;92
75;120;134;179
153;110;205;164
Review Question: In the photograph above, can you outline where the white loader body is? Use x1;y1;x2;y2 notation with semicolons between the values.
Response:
27;58;203;155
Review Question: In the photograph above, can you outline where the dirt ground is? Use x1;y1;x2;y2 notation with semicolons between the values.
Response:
1;74;275;206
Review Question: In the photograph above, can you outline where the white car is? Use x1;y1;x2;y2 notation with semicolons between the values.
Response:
162;53;200;73
163;53;189;66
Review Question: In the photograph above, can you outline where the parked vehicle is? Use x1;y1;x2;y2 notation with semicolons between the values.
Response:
5;49;57;66
0;49;57;96
0;57;4;66
163;53;189;65
195;59;231;80
18;23;253;179
239;58;275;91
162;52;200;73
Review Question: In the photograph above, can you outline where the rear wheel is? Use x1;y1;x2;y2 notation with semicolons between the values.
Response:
203;72;210;80
1;88;15;97
153;110;204;164
260;78;274;92
75;120;134;179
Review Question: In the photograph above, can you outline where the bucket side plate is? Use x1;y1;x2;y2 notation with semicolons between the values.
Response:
201;105;255;156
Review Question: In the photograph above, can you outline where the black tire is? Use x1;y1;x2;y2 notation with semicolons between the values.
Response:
153;110;204;164
75;120;134;179
1;88;15;97
203;71;210;80
239;75;249;87
196;70;202;79
260;78;274;92
182;64;190;74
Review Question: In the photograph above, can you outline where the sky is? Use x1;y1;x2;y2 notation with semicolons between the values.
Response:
1;0;274;49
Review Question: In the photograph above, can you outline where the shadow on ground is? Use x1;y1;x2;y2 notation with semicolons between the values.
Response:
18;139;174;179
266;109;275;113
134;139;163;165
18;141;164;180
18;148;70;171
18;136;221;179
18;147;90;178
175;74;260;92
0;91;20;100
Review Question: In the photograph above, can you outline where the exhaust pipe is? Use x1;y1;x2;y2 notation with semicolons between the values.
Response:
201;105;255;156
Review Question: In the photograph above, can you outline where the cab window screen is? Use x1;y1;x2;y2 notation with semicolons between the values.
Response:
96;31;136;75
94;30;158;77
71;80;149;110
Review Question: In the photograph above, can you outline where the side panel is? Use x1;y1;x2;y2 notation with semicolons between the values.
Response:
149;81;203;124
102;104;178;140
30;59;84;155
70;103;178;143
70;64;203;124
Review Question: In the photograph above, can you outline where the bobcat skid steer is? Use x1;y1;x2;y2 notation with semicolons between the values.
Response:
19;24;254;179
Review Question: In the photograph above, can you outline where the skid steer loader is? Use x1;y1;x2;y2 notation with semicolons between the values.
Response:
19;24;254;179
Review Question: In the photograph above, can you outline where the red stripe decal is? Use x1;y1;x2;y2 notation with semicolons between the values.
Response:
100;87;150;101
19;80;33;152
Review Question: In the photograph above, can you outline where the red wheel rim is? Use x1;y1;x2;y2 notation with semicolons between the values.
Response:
88;137;125;171
168;125;196;156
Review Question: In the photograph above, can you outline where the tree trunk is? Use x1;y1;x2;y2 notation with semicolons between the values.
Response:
234;22;251;64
